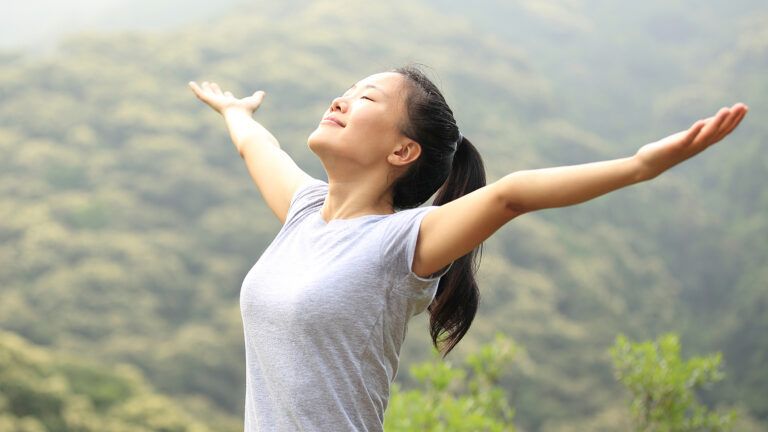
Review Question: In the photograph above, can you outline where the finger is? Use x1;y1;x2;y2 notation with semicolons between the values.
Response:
211;82;223;95
711;105;746;142
731;102;748;111
712;106;747;143
188;81;206;100
202;81;212;93
714;109;741;141
246;90;266;106
697;107;730;145
683;119;707;145
224;91;233;98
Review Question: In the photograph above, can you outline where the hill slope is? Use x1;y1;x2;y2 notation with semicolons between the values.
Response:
0;0;765;429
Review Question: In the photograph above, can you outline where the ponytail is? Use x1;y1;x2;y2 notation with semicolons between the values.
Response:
390;64;487;357
430;136;486;356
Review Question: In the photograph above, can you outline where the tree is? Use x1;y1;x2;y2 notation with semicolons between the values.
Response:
384;333;517;431
610;333;736;432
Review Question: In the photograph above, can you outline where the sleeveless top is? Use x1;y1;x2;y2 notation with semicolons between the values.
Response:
239;178;452;431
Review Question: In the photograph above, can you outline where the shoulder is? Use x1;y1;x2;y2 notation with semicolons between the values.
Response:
290;177;328;204
379;206;436;236
379;206;450;281
284;177;328;226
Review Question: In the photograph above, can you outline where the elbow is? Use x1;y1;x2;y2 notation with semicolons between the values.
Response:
497;173;532;218
503;195;529;217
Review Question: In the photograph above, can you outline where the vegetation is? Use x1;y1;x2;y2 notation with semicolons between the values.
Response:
611;334;736;431
0;330;237;432
385;333;517;431
0;0;764;430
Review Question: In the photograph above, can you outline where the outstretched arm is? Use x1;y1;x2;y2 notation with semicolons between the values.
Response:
499;103;748;212
189;81;313;224
412;103;749;278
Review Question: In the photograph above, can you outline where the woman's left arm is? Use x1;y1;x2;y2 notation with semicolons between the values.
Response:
412;103;749;278
504;103;748;212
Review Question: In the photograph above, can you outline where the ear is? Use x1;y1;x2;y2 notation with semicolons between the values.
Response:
387;139;421;167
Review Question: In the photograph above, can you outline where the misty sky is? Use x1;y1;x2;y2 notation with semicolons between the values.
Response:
1;0;242;51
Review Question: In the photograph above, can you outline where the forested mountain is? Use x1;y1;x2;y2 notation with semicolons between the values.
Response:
0;330;235;431
0;1;765;430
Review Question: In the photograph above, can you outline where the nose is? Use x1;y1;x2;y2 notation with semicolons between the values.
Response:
330;95;348;113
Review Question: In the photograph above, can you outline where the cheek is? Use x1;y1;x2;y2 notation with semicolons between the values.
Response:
354;110;398;137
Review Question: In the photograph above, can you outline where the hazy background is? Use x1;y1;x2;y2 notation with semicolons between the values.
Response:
1;0;241;50
1;1;766;431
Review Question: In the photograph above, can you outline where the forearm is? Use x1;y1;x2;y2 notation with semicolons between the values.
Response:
500;155;647;213
222;108;280;157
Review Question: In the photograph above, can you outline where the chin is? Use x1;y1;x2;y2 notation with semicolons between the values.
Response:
307;131;329;156
307;131;320;151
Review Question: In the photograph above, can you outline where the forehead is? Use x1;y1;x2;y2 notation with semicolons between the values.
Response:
353;72;405;93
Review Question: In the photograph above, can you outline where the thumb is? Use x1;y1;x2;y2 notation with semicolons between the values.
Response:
247;90;266;107
252;90;265;100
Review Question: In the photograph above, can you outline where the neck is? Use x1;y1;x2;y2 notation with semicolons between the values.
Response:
321;170;395;222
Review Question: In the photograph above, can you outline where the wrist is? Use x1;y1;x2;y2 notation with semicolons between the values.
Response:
630;152;657;182
222;106;254;118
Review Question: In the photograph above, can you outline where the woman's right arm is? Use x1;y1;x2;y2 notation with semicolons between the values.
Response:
189;81;313;224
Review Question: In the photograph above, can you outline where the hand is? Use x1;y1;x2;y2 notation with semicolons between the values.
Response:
635;102;749;180
188;81;266;115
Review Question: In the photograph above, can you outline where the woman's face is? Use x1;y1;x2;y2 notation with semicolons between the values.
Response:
308;72;414;172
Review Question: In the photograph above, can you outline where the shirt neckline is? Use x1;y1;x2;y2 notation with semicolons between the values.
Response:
315;208;392;226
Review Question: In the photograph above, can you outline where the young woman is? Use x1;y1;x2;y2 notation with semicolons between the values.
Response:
189;65;748;431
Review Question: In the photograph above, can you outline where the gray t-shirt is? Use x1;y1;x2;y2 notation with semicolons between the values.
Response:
239;178;452;431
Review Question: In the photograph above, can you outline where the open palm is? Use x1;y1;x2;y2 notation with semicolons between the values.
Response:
188;81;266;115
636;103;749;179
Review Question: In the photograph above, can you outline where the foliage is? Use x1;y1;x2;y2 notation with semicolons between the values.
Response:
610;333;736;431
0;330;237;432
0;0;765;430
385;333;517;431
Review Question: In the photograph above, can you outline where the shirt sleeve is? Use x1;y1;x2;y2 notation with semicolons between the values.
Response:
283;177;328;227
380;206;453;302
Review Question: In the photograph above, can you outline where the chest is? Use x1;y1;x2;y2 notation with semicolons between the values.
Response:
240;219;390;331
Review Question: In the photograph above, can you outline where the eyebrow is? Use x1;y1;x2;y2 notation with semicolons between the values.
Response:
346;83;387;97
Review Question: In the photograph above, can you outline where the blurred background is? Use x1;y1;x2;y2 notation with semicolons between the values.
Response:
0;0;765;430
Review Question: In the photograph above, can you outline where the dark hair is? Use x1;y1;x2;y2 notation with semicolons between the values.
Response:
391;64;486;357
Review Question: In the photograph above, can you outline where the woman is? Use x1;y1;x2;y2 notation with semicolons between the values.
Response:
189;65;748;431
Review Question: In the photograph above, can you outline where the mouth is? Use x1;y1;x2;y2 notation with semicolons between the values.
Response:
322;116;345;127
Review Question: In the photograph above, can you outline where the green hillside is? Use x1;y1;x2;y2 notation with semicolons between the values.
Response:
0;330;238;431
0;0;765;430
